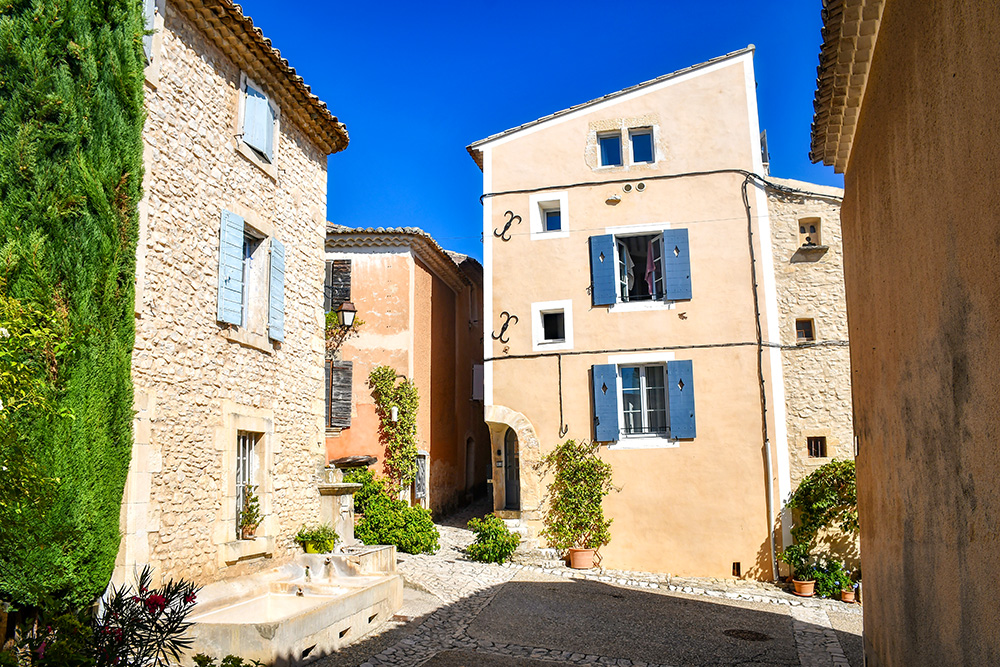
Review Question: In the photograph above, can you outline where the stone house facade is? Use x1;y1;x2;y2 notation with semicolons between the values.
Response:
323;226;491;515
468;48;853;579
116;0;348;585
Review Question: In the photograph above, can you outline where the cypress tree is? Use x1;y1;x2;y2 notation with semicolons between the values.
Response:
0;0;145;609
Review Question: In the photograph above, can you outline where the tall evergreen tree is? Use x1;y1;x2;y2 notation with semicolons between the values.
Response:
0;0;145;609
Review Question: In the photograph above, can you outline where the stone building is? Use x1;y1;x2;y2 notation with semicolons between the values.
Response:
322;226;491;515
117;0;348;585
811;0;1000;664
467;48;853;579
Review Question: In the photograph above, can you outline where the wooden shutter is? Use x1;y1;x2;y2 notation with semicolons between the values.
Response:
324;260;352;312
471;364;484;401
589;235;617;307
327;360;353;428
217;209;244;325
667;360;696;439
268;238;285;341
662;228;692;301
263;101;276;162
243;85;269;156
592;364;619;442
142;0;155;62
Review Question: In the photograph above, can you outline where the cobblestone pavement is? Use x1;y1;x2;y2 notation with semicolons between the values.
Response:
317;501;861;667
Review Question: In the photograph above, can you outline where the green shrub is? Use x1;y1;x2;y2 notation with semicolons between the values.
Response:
0;0;146;609
355;494;439;555
466;514;520;564
813;559;853;599
344;466;388;515
294;523;339;552
539;439;616;551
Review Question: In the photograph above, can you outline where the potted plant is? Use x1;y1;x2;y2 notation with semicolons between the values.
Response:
539;439;617;569
295;523;339;553
239;485;262;540
779;543;817;597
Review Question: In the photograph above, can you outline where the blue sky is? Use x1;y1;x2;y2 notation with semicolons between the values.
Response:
236;1;841;260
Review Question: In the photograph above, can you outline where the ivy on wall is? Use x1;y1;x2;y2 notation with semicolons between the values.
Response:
368;365;419;495
0;0;146;609
787;458;858;547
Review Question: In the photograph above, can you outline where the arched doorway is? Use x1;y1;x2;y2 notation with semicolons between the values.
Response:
503;427;520;510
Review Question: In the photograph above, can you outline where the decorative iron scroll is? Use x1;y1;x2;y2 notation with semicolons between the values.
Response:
491;311;518;344
494;210;521;242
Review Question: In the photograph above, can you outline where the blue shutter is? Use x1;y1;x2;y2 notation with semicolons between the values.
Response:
667;360;696;439
662;228;692;301
142;0;155;63
263;101;276;162
268;238;286;341
244;85;269;156
592;364;619;442
217;209;244;325
589;235;617;306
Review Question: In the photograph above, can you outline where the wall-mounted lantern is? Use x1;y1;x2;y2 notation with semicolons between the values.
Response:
390;406;399;422
337;301;357;328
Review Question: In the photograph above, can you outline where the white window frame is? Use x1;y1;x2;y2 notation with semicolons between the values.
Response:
607;351;678;449
235;430;260;540
531;299;574;352
237;72;280;177
605;222;676;313
597;131;624;168
628;126;656;165
528;191;569;240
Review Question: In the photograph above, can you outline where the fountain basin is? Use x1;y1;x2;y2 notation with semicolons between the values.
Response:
184;549;402;666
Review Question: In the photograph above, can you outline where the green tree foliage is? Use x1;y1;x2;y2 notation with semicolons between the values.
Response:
368;366;419;494
539;439;617;552
786;458;858;547
0;0;146;609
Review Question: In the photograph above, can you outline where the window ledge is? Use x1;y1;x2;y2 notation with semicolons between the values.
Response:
222;536;275;565
222;326;274;354
325;427;343;438
607;437;681;450
530;230;570;241
791;245;829;263
608;300;677;313
237;141;278;181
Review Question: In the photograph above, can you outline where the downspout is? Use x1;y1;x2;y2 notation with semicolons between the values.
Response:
764;438;777;580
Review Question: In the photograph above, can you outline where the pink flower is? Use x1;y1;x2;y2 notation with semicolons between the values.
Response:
144;593;167;615
36;640;47;659
184;592;197;605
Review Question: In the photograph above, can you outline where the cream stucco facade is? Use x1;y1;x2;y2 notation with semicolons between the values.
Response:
117;0;348;585
470;49;853;579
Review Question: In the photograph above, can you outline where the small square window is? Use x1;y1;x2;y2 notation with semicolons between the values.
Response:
630;128;654;163
544;209;561;232
798;217;822;247
542;312;565;342
807;436;827;458
599;133;622;166
795;319;815;343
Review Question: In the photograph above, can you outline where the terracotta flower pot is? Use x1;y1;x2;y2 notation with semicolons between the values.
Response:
240;525;257;540
841;589;856;603
792;579;816;597
568;548;596;569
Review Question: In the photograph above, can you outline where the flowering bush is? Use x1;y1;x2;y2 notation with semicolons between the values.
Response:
90;565;200;667
466;514;520;564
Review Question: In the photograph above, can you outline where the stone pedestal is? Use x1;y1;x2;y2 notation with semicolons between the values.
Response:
317;466;362;547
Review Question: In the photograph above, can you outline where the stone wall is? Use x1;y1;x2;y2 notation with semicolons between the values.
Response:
767;180;855;560
120;5;330;585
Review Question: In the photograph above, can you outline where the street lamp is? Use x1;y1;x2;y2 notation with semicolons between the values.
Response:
337;301;357;328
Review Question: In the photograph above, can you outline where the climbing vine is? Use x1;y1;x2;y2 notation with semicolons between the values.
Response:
368;365;419;495
787;458;858;547
324;311;364;354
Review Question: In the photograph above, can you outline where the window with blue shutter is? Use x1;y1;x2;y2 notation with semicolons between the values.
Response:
243;83;273;161
592;364;620;442
268;238;285;341
662;228;692;301
143;0;155;63
589;235;617;307
667;360;696;439
217;210;245;325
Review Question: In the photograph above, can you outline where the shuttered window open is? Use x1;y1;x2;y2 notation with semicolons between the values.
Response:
591;364;620;442
326;360;353;428
589;235;617;307
667;360;696;439
268;239;285;341
662;228;692;301
324;260;352;312
243;84;274;162
217;210;245;325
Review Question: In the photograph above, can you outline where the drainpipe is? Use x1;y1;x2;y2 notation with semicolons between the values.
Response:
764;438;778;581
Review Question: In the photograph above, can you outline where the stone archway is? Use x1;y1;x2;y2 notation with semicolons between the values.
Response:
484;405;543;521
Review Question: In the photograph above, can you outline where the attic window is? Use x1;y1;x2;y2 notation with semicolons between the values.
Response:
599;132;623;166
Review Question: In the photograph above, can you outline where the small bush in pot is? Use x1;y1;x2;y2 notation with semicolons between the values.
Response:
238;485;262;539
538;439;617;568
779;543;819;596
814;559;853;599
295;524;339;553
466;514;520;564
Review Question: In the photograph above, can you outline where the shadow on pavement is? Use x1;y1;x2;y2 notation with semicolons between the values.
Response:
313;568;862;667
